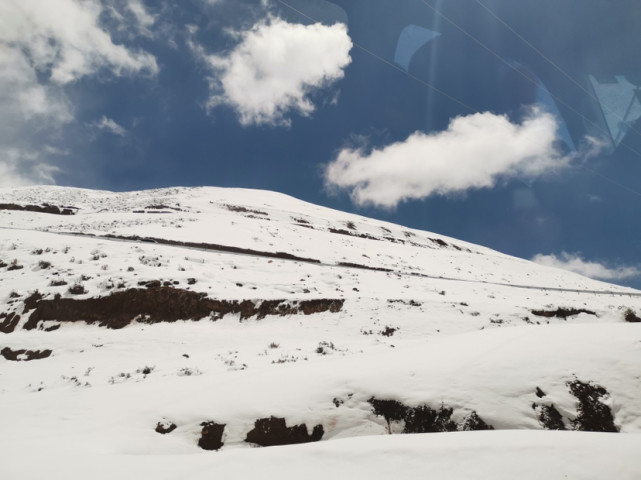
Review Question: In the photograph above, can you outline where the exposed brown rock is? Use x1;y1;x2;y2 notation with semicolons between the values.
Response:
21;287;344;330
245;417;324;447
0;203;75;215
198;422;225;450
0;312;20;333
1;346;52;361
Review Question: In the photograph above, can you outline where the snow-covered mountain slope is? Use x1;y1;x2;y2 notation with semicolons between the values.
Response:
1;185;640;479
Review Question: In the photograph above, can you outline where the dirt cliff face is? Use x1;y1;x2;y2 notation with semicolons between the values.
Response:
22;287;344;330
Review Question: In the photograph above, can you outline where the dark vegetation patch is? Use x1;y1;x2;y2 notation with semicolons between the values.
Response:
336;262;392;272
245;417;324;447
387;299;421;307
0;260;6;268
428;238;470;252
0;312;20;333
368;398;493;433
379;326;398;337
146;205;183;211
22;287;344;330
6;260;23;271
568;380;618;432
67;284;86;295
198;422;225;451
0;203;76;215
624;308;641;323
459;411;494;431
328;228;380;241
531;308;596;319
103;234;320;264
49;279;68;287
1;346;52;361
224;204;268;216
533;403;566;430
155;421;177;434
532;382;618;432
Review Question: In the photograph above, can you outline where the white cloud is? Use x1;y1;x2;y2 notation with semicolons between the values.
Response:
532;252;641;281
90;116;128;137
0;0;158;185
0;0;158;87
127;0;156;34
0;149;59;187
325;108;571;208
201;18;352;126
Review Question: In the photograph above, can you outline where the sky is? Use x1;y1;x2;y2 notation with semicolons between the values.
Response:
2;0;641;287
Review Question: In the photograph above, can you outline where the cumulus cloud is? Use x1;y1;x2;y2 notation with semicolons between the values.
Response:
325;108;572;208
0;0;157;87
0;0;158;184
90;116;128;137
532;251;641;281
201;18;352;126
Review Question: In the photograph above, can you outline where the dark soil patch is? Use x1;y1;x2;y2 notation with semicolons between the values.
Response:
198;422;225;450
531;308;596;319
533;403;566;430
245;417;324;447
1;346;52;361
568;380;618;432
0;203;76;215
368;398;492;433
22;287;344;330
155;421;177;434
0;312;20;333
624;309;641;323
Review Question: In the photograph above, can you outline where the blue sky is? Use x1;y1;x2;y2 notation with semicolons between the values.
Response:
2;0;641;287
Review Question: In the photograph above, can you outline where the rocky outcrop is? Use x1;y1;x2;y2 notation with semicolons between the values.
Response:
22;287;344;330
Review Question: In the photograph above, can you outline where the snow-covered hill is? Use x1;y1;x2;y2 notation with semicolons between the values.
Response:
1;186;640;479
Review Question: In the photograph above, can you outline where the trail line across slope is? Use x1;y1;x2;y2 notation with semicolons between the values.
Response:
3;225;639;298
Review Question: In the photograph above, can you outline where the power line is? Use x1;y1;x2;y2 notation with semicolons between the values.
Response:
274;0;477;112
276;0;641;198
418;0;641;162
471;0;641;144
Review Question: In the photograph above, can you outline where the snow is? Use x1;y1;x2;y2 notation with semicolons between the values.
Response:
1;185;640;479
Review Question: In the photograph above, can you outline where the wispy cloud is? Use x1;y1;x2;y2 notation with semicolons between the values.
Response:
194;17;352;127
90;116;128;137
532;251;641;281
324;108;599;209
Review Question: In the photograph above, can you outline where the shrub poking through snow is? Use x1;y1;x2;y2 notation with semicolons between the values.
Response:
568;380;618;432
368;398;493;433
533;403;566;430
